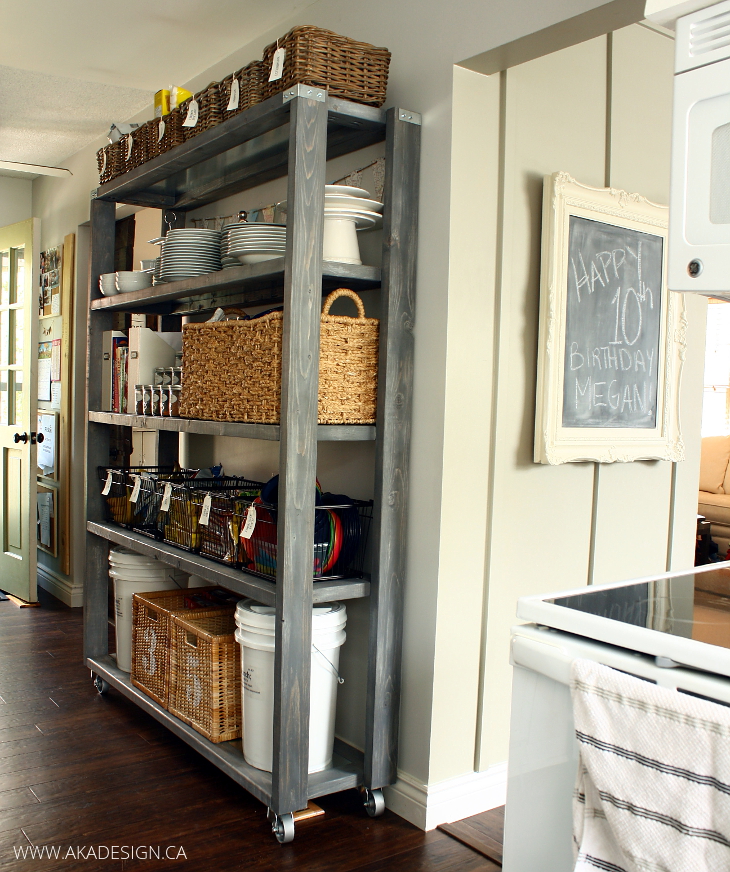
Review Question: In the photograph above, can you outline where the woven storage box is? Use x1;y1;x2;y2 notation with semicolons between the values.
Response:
219;61;265;118
141;118;162;162
178;82;223;142
121;127;147;172
180;288;378;424
131;587;237;709
157;107;186;155
168;612;241;743
263;26;390;107
96;139;124;184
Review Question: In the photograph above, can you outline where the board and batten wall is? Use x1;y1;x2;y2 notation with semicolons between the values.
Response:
437;24;707;782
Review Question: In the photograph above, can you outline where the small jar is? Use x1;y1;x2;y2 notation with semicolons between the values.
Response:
172;366;183;386
159;387;169;417
168;385;181;417
153;366;166;386
142;385;153;416
150;385;161;416
134;385;145;416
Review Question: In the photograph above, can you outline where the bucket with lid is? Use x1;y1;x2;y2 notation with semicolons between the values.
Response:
234;599;347;773
109;564;179;672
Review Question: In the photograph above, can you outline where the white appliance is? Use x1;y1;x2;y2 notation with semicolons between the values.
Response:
660;0;730;296
502;562;730;871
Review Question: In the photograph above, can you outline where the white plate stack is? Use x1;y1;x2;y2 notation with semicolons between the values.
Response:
323;185;383;265
224;223;287;265
158;228;222;282
99;273;118;296
115;271;153;292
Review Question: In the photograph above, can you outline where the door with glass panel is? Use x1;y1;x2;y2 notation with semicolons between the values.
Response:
0;219;39;602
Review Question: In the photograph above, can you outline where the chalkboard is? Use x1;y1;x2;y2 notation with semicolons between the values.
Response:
562;216;664;429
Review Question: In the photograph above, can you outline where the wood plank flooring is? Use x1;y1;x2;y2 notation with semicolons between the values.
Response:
439;807;504;865
0;591;500;871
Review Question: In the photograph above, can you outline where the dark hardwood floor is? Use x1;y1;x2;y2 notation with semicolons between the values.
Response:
0;591;500;871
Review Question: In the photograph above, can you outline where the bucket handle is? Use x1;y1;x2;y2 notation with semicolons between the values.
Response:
312;644;344;685
322;288;366;320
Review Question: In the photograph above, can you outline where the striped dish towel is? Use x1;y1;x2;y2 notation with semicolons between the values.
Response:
570;658;730;872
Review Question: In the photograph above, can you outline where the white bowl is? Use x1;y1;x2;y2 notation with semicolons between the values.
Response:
236;252;286;264
322;218;361;265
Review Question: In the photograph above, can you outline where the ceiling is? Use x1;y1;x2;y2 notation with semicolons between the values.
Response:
0;0;315;177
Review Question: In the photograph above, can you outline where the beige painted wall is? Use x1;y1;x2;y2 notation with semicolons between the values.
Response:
0;177;32;228
446;24;708;775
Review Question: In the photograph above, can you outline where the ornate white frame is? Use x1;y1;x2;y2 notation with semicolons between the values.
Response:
534;172;686;465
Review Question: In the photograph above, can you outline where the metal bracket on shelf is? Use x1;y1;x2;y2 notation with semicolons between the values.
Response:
90;188;98;200
282;84;327;104
397;109;421;125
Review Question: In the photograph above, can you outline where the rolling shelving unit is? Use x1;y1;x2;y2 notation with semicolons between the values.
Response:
82;84;420;843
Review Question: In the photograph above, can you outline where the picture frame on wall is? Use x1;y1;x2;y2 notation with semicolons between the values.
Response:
534;172;686;465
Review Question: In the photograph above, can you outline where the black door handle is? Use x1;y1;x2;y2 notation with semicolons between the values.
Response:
31;432;44;445
13;432;28;444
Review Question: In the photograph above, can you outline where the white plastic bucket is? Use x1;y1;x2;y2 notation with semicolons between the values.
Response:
110;569;178;672
234;599;347;773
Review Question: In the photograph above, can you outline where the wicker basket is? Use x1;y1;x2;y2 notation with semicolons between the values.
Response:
131;587;237;709
168;612;241;743
219;61;265;118
140;118;162;162
158;107;186;155
121;127;147;171
96;139;124;184
179;288;378;424
178;83;223;142
262;26;390;107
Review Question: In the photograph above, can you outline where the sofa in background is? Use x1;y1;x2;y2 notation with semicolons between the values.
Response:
699;435;730;557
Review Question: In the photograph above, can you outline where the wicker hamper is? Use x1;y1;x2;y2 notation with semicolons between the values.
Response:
179;288;378;424
178;82;223;142
219;61;265;118
262;25;390;107
131;587;237;709
168;612;241;743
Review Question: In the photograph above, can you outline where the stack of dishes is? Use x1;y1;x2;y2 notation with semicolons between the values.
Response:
99;273;118;296
116;271;153;292
158;229;222;282
224;223;287;265
323;185;383;265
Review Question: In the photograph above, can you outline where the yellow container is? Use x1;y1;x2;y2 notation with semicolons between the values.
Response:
171;86;192;109
154;89;170;118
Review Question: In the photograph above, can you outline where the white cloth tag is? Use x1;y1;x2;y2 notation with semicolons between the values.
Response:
226;77;240;111
241;505;257;539
269;47;286;82
130;475;141;504
101;151;107;174
199;493;212;526
125;135;134;161
160;481;172;513
182;99;199;128
102;471;113;496
158;119;165;142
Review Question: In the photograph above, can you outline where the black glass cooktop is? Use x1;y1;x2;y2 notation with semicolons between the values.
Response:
546;567;730;648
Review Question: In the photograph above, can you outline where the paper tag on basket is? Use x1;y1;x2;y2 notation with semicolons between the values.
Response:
269;47;286;82
182;99;199;128
101;151;107;174
226;77;240;110
130;475;142;504
160;481;173;513
241;505;257;539
199;493;212;526
158;119;165;142
125;135;134;161
102;471;113;496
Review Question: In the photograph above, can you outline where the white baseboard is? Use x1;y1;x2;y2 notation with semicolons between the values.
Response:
37;565;83;608
384;762;507;831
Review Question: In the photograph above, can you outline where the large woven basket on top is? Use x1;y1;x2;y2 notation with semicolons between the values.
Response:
179;288;379;424
178;82;223;142
219;61;265;118
168;612;241;743
262;26;390;107
131;587;237;709
96;139;124;184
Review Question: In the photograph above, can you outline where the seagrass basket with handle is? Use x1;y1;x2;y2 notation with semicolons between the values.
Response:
179;288;379;424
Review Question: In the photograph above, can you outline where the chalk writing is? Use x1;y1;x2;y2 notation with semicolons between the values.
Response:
562;216;663;428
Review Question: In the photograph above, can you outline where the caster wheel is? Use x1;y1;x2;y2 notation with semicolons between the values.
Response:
363;787;385;818
271;812;295;844
92;674;109;695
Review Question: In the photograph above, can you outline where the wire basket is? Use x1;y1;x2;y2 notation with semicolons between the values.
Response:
239;497;372;580
131;587;239;709
198;485;263;565
158;477;262;553
262;25;391;107
219;61;266;118
168;612;241;743
98;466;196;537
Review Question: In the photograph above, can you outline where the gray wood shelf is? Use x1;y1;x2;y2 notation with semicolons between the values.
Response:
87;521;371;606
89;260;381;315
86;655;364;806
88;411;375;441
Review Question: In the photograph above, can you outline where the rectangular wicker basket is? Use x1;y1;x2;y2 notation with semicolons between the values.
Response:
131;588;237;709
219;61;265;118
179;288;379;425
168;612;241;743
263;26;391;107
